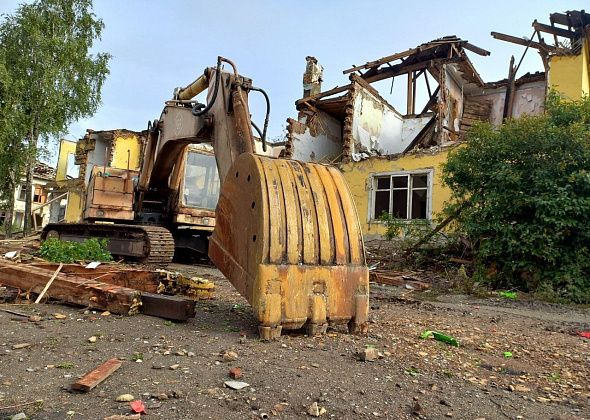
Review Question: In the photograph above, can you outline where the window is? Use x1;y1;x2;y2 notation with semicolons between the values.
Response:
33;185;47;204
372;171;431;220
17;185;27;201
182;151;220;211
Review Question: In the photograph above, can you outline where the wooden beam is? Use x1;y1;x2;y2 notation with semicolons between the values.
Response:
363;57;462;85
342;47;418;74
462;42;491;56
550;12;571;27
295;84;350;106
532;20;578;39
407;71;414;115
491;31;557;52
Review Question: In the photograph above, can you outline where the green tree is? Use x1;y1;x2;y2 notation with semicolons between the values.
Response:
0;0;110;234
442;93;590;302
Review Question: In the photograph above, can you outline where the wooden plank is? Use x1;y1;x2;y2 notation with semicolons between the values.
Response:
71;358;122;392
0;262;141;315
370;271;430;290
342;47;418;74
533;20;578;39
295;84;351;106
34;263;63;303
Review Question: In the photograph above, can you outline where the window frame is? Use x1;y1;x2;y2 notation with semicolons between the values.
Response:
368;169;433;222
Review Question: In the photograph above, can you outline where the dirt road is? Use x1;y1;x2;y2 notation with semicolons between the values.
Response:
0;263;588;419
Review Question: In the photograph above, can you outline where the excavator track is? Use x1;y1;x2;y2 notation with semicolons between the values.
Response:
41;223;175;265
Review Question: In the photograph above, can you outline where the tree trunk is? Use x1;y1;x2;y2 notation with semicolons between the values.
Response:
4;186;14;239
23;161;33;235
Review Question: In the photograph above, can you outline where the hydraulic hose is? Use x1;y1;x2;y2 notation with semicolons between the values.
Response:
192;56;222;117
250;86;270;152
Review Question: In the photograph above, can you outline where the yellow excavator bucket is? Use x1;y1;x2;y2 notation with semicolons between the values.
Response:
209;153;369;339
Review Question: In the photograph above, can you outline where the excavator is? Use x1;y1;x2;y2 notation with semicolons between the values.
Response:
42;57;369;338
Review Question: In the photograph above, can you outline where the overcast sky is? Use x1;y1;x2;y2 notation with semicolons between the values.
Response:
1;0;588;164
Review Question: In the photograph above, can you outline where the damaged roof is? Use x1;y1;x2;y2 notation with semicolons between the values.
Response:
345;36;488;87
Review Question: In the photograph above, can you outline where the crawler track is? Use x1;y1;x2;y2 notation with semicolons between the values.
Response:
41;223;175;265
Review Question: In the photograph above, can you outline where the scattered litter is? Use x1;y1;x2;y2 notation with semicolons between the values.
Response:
420;331;459;347
4;251;18;259
85;261;102;269
104;415;141;420
53;313;67;319
499;291;517;300
224;380;249;390
579;332;590;339
307;401;326;417
101;311;111;317
503;351;513;358
222;350;238;362
72;358;122;392
12;343;31;350
116;394;135;402
130;400;147;415
10;413;27;420
88;336;98;343
229;367;243;379
358;347;379;362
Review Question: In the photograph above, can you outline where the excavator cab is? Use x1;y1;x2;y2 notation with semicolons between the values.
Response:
155;57;369;338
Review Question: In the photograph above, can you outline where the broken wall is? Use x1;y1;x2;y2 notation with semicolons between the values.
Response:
286;112;342;162
469;79;546;126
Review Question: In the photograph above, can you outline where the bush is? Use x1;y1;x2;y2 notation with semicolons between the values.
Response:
39;238;113;263
442;92;590;303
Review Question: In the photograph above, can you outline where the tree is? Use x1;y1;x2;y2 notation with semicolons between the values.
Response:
0;0;110;234
442;93;590;303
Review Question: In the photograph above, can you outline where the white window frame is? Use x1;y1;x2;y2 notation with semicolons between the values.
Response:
368;169;433;222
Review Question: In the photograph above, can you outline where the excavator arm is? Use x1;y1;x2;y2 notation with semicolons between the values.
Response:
140;57;369;339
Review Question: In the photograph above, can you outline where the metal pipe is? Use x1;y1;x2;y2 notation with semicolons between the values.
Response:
177;71;209;101
219;56;238;77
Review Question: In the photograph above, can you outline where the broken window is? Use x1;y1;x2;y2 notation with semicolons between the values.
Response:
33;185;47;204
372;172;430;220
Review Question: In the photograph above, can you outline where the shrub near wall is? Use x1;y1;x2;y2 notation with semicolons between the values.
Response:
442;93;590;303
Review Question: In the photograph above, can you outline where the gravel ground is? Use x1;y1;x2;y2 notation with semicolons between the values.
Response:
0;263;589;420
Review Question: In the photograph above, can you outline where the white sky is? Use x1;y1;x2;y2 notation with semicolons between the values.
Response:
1;0;588;165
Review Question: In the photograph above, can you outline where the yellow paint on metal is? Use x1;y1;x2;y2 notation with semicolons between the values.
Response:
111;133;142;171
209;153;369;338
178;74;208;101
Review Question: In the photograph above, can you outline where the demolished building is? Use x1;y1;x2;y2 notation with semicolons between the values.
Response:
286;10;590;239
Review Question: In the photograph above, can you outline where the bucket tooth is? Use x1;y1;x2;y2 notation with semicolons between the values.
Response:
208;153;369;338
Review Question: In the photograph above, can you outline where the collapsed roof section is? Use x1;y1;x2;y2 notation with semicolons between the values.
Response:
492;9;590;71
286;37;491;163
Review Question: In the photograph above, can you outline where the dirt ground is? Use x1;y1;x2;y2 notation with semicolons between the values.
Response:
0;261;589;420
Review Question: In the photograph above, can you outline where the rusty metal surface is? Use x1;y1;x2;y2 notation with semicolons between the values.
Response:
209;153;369;338
84;167;137;221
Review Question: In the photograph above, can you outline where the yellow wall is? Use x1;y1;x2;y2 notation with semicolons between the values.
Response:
55;139;77;181
549;38;590;99
340;149;454;237
64;190;83;223
111;133;142;171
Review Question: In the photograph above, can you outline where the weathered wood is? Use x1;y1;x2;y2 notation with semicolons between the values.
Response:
34;263;63;303
71;358;122;392
295;84;351;106
370;271;430;290
462;42;491;56
0;262;141;315
140;292;196;321
533;20;578;39
342;47;419;74
491;31;557;52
